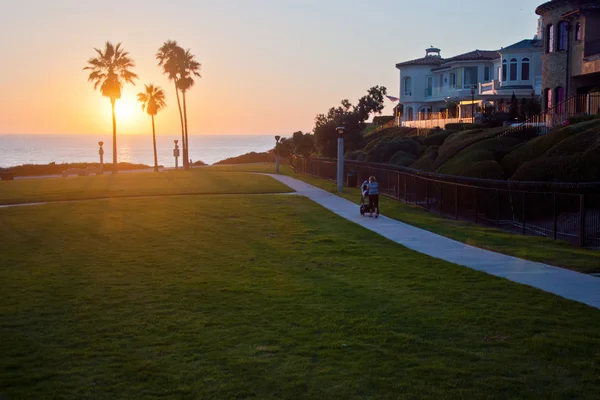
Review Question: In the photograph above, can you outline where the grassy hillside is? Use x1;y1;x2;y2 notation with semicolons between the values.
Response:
352;119;600;182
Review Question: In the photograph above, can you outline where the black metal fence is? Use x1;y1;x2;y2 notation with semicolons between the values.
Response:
295;157;600;250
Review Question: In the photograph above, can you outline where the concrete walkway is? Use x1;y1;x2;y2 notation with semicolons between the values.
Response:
267;174;600;310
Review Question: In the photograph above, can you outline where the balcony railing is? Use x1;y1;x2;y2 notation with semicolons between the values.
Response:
425;87;433;97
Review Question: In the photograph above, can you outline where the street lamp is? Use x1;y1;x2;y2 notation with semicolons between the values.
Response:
98;141;104;171
274;135;281;173
173;140;180;169
336;126;345;193
471;85;476;123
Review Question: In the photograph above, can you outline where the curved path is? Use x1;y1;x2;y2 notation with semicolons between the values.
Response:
266;174;600;310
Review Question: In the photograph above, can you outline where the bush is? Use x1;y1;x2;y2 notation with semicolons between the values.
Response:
568;114;600;125
1;162;154;177
372;116;395;125
365;137;420;163
511;146;600;182
410;146;439;172
421;130;454;146
213;151;275;165
389;150;416;167
431;128;505;171
501;119;600;176
436;137;522;178
464;160;505;180
345;150;366;161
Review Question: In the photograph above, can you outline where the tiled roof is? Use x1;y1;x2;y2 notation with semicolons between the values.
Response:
501;39;543;51
395;56;444;68
536;0;600;15
444;50;500;62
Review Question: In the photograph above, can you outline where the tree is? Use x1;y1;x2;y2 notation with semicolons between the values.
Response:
313;86;387;157
176;49;201;170
156;41;186;167
291;131;315;158
137;84;167;172
84;42;138;173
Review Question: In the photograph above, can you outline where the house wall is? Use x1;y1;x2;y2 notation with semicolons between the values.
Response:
399;65;434;105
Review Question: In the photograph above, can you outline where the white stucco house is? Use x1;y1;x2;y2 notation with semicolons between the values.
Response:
396;34;543;126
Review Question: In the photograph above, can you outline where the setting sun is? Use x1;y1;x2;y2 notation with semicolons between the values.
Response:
115;97;138;121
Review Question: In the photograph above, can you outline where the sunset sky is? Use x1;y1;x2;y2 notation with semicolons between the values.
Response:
0;0;542;136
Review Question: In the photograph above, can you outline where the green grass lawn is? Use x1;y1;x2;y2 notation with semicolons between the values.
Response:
0;170;292;205
206;163;600;273
2;195;600;399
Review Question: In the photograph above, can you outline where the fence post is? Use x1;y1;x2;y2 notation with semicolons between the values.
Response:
553;193;558;240
496;189;500;226
455;185;459;220
474;188;478;223
579;194;586;247
397;172;400;200
426;180;430;211
439;182;443;215
404;176;408;203
587;93;592;115
522;191;526;235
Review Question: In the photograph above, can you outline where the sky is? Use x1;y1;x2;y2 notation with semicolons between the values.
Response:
0;0;543;136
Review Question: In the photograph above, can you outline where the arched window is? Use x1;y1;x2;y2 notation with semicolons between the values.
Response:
521;58;530;81
547;24;554;53
405;107;414;121
575;23;582;41
502;60;507;82
556;87;565;113
510;58;518;81
558;22;568;51
403;77;412;96
545;88;553;111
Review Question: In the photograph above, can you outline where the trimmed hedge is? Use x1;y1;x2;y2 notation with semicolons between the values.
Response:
410;146;439;172
389;150;416;167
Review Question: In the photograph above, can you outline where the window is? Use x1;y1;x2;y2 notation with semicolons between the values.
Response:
547;24;554;53
426;76;433;97
439;74;444;88
558;22;568;51
510;58;518;81
484;66;490;82
502;60;507;81
463;66;478;87
521;58;530;81
403;77;412;96
449;73;456;88
576;23;582;41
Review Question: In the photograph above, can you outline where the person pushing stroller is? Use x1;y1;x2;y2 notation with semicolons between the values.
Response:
367;176;379;218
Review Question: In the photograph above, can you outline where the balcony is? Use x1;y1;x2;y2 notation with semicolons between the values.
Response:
584;39;600;58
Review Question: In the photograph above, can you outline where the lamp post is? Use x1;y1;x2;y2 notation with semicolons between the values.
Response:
471;85;476;123
98;141;104;170
173;140;180;169
336;126;345;193
274;135;281;173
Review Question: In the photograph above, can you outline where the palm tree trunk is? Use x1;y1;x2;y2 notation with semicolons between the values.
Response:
174;80;187;168
182;90;190;170
152;115;159;173
111;99;117;174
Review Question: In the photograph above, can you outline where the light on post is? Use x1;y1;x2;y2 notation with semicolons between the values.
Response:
336;126;345;193
274;135;281;173
98;141;104;171
173;140;180;169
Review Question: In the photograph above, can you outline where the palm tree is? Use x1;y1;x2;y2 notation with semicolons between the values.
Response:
177;49;201;168
156;41;186;167
137;84;167;172
84;42;138;173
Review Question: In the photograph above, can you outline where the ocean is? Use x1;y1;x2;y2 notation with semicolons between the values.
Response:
0;134;277;168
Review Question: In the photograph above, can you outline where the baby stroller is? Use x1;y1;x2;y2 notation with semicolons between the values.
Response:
359;181;371;216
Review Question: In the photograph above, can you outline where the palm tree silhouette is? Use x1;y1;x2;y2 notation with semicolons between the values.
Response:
177;49;201;168
156;41;186;167
137;84;166;172
84;42;137;173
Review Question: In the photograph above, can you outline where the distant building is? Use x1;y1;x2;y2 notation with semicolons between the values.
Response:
535;0;600;110
395;38;543;123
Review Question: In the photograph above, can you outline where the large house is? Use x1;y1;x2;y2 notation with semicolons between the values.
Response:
395;38;543;123
535;0;600;110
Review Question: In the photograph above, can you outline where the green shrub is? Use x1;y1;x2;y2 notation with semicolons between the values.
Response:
365;137;420;163
501;119;600;176
372;116;395;125
431;128;505;171
421;130;454;146
546;128;600;157
345;150;366;161
464;160;505;180
389;150;416;167
568;114;600;125
436;137;522;178
511;147;600;182
410;146;439;172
